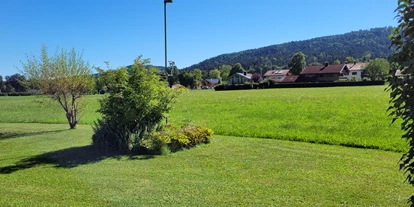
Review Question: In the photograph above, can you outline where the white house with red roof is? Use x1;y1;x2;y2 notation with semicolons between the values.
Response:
263;69;291;82
345;62;365;81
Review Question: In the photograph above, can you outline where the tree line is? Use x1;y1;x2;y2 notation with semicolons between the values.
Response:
0;74;28;93
0;55;392;95
183;27;393;75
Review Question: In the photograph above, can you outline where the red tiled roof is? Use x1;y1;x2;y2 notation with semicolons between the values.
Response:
301;64;346;74
281;75;299;83
264;69;290;77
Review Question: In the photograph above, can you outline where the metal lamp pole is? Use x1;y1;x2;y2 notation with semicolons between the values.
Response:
164;0;173;87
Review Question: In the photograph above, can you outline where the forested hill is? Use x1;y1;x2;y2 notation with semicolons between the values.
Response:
183;27;393;72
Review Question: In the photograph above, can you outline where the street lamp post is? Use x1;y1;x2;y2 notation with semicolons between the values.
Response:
164;0;173;87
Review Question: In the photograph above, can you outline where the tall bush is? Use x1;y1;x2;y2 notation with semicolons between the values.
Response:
92;57;185;153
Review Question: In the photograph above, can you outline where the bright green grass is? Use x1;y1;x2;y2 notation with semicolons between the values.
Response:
0;95;100;124
170;86;405;152
0;86;406;152
0;123;411;206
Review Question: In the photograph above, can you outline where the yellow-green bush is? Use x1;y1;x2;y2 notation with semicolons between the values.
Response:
140;124;214;154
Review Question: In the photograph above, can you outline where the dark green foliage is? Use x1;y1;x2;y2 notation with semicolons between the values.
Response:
163;64;180;86
0;75;4;92
4;74;27;92
290;52;306;75
184;27;393;74
388;0;414;205
219;64;232;81
92;57;185;154
209;69;221;80
229;63;245;77
345;56;356;63
364;58;390;80
177;70;202;88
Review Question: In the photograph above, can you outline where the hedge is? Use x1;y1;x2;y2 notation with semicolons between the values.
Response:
0;92;34;96
214;81;385;91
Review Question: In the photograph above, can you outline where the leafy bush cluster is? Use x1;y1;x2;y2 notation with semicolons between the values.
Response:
91;57;188;154
140;123;214;154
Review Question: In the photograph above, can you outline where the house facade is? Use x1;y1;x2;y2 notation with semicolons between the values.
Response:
300;63;350;82
228;72;252;85
281;75;299;83
344;62;365;81
263;69;291;82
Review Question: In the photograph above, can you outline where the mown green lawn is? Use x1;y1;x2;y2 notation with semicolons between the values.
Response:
0;123;411;206
0;86;404;152
169;86;405;152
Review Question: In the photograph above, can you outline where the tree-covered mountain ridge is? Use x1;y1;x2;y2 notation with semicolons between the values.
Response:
183;27;393;72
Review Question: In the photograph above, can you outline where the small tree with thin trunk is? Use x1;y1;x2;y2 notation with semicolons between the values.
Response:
21;45;93;129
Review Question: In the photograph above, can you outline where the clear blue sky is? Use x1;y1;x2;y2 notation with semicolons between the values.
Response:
1;0;398;76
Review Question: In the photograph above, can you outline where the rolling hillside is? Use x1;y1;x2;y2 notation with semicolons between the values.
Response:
184;27;393;72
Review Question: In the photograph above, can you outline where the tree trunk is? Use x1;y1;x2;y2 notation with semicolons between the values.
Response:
66;112;77;129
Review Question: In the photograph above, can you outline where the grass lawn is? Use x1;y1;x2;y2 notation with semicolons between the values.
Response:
0;86;405;152
0;123;411;206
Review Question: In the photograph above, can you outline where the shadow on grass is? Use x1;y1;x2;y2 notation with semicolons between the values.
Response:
0;145;155;174
0;129;68;140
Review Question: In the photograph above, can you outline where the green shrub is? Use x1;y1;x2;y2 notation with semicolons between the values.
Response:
92;56;185;154
140;123;214;154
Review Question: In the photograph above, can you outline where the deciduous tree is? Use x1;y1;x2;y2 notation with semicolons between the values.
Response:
388;0;414;204
364;58;390;80
5;73;27;92
229;63;245;77
345;56;356;63
209;69;221;80
219;64;232;81
290;52;306;75
21;45;93;129
193;69;203;85
178;71;196;88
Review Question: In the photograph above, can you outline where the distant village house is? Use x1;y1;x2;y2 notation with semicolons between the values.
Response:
199;79;220;89
228;72;252;85
263;69;291;82
299;63;350;82
345;62;365;81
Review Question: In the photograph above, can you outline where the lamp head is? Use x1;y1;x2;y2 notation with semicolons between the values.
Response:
164;0;173;3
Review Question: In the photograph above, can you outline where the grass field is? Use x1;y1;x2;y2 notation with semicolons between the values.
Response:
0;123;411;206
0;86;406;152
